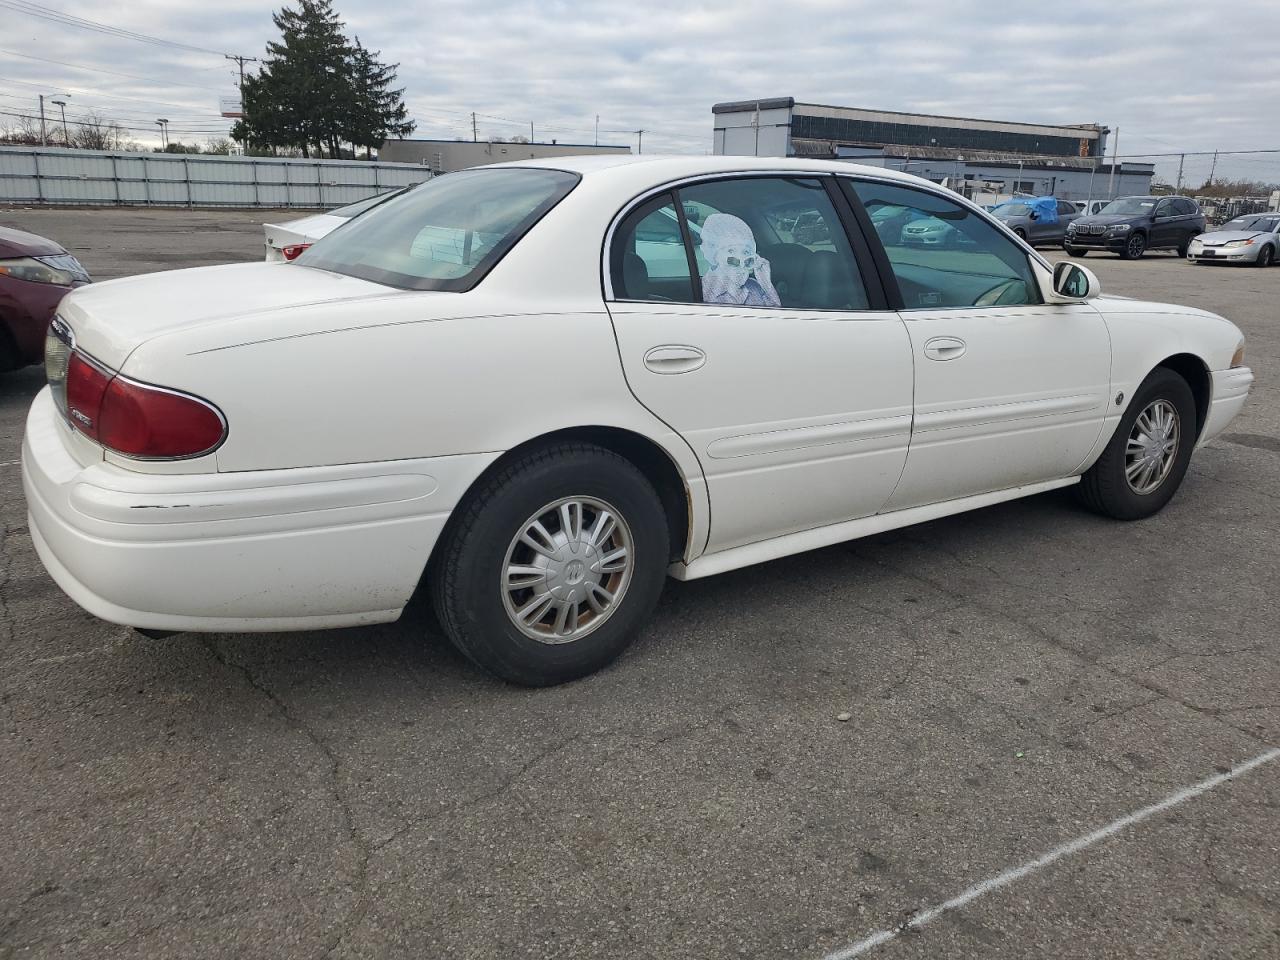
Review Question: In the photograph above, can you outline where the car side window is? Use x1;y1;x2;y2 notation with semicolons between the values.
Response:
1176;199;1198;216
1057;201;1075;216
1155;200;1173;217
846;180;1042;309
675;177;870;310
609;193;696;303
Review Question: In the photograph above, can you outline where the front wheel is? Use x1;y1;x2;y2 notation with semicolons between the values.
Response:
1257;245;1275;268
1120;232;1147;260
430;442;669;686
1076;368;1196;520
1177;234;1194;258
1064;246;1087;257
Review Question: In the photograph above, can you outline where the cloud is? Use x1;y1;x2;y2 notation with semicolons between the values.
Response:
2;0;1278;183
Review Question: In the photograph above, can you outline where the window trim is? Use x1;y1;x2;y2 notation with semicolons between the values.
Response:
602;172;886;313
836;175;1050;311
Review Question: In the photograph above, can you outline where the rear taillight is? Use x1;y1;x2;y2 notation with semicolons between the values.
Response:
47;322;225;460
97;376;226;458
281;243;311;261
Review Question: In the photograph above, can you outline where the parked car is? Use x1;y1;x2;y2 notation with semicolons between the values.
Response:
1187;213;1280;267
899;215;957;246
1064;196;1205;259
990;197;1080;246
0;225;91;371
25;157;1252;686
262;186;414;261
1078;199;1110;217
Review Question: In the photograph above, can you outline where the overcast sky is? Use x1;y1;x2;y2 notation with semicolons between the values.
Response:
2;0;1278;184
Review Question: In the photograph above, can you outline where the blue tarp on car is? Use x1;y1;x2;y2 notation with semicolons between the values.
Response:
994;196;1059;224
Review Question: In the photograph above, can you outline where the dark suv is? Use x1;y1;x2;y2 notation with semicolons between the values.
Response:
1064;196;1205;260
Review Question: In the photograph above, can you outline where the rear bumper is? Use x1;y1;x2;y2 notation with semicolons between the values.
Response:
23;388;497;632
1200;366;1254;445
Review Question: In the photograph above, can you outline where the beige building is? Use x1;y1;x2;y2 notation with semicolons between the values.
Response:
378;138;630;174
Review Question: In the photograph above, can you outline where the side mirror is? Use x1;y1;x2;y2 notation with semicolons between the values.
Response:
1051;261;1100;301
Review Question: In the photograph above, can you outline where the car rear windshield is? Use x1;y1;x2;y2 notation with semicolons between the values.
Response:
295;168;580;291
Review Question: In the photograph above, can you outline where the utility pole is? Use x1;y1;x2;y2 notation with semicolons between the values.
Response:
530;120;535;143
52;97;70;146
1106;126;1120;200
1176;154;1185;192
753;102;760;155
595;114;599;146
636;129;644;154
1207;149;1218;186
471;112;477;142
225;54;258;93
38;94;47;146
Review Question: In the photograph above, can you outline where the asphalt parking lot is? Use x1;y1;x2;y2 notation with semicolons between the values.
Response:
2;205;1278;960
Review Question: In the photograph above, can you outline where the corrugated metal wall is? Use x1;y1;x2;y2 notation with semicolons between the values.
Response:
0;146;429;208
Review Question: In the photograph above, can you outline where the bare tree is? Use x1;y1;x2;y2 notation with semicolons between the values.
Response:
0;114;44;145
71;111;130;150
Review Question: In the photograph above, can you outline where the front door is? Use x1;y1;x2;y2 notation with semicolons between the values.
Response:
846;178;1111;511
606;176;914;553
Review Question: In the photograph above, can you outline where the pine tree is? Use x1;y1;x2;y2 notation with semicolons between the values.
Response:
236;2;415;159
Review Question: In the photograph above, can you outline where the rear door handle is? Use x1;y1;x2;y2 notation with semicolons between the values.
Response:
643;345;706;374
923;336;966;361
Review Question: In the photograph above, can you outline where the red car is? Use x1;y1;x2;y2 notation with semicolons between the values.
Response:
0;225;91;371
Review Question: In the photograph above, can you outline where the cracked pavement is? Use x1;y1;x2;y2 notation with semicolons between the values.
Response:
1;207;1278;959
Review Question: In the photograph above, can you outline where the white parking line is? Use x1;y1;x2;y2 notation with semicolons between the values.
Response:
822;747;1280;960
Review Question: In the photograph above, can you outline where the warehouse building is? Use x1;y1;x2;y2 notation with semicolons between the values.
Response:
712;98;1153;202
378;138;630;174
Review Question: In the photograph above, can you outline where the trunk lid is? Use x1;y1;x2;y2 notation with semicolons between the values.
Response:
57;261;396;368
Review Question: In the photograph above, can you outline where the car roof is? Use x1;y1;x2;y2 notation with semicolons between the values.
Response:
489;152;934;188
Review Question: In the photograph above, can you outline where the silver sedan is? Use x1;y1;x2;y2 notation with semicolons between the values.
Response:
1188;213;1280;266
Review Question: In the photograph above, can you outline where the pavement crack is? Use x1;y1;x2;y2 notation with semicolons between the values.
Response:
199;639;370;959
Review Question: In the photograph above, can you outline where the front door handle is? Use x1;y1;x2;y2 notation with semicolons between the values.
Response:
923;336;966;361
643;344;707;374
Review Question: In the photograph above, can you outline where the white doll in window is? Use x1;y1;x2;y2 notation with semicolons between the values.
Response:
699;213;781;307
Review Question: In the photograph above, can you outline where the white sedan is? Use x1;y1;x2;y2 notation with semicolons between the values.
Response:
23;156;1253;685
262;186;411;261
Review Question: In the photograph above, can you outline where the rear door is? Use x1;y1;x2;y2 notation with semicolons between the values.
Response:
606;176;914;554
1151;198;1181;248
843;178;1111;511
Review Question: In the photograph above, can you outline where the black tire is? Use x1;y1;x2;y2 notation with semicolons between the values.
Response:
430;442;669;686
1014;228;1027;242
1120;232;1147;260
1177;234;1194;258
1257;245;1275;268
1064;246;1087;257
1076;368;1197;521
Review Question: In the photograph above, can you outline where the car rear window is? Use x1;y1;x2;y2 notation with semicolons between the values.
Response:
295;168;579;291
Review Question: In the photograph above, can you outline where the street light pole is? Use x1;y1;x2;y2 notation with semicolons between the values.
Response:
38;94;47;146
156;118;169;149
52;97;70;146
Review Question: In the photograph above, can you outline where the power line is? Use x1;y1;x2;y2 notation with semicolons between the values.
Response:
0;47;224;91
0;0;232;58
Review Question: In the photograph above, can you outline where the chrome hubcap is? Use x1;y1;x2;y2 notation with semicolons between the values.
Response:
1125;399;1180;494
502;496;634;644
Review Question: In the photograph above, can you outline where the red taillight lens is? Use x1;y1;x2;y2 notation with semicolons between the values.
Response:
65;352;112;434
281;243;311;261
61;349;225;459
98;377;226;459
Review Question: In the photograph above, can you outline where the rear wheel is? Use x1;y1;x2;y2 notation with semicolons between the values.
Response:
430;442;669;686
1257;244;1275;268
1120;232;1147;260
1076;368;1196;520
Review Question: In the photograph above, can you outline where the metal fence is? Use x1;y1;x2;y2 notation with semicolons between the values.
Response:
0;145;430;208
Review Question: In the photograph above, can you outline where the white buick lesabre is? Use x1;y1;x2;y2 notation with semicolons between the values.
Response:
23;157;1254;685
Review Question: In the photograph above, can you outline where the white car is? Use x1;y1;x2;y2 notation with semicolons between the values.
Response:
24;156;1254;685
262;187;411;261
